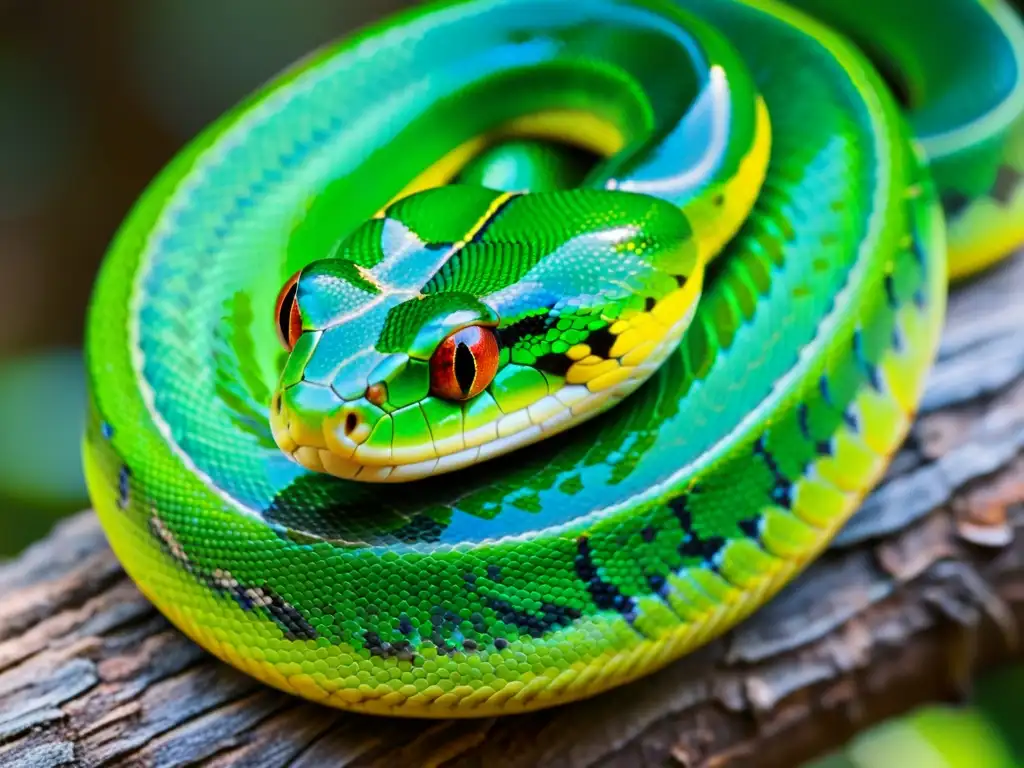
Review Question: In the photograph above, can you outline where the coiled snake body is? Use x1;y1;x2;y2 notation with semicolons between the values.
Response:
84;0;1024;716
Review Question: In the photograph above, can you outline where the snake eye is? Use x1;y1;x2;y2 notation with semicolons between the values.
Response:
275;270;303;350
429;326;500;401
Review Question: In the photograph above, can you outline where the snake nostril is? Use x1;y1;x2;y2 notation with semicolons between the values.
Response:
344;411;359;436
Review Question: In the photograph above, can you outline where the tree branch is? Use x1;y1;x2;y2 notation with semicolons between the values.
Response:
2;256;1024;768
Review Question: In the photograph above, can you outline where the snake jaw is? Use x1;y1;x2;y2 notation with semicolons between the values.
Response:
290;378;643;483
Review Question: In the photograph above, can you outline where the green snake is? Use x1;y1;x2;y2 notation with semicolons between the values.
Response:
83;0;1024;717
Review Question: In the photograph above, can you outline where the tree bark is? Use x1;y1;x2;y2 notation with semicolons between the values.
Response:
3;255;1024;768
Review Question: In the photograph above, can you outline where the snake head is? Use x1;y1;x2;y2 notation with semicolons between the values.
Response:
270;257;504;481
270;185;702;483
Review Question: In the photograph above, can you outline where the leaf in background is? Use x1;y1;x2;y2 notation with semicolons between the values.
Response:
0;348;88;506
0;348;89;555
831;706;1017;768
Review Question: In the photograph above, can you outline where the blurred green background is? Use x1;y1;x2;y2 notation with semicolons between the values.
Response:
0;2;1019;765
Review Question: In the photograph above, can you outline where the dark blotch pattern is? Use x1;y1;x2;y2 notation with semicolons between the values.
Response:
364;631;416;661
646;572;669;596
574;535;636;617
147;516;318;642
585;326;616;359
797;403;833;456
670;496;727;567
488;598;582;638
533;352;574;376
852;329;882;391
753;436;794;508
428;606;464;654
884;273;899;308
738;516;761;539
992;165;1021;205
118;466;131;510
496;312;551;350
941;190;971;219
818;375;835;407
258;589;319;641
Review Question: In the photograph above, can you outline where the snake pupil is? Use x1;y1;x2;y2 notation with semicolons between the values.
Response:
274;270;303;350
277;283;297;343
454;342;477;397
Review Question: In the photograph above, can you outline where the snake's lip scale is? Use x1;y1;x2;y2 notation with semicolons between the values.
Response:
82;0;1024;718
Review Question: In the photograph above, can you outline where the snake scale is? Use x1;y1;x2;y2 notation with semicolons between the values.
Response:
83;0;1024;717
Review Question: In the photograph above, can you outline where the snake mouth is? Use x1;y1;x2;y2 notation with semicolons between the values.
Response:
273;363;663;483
286;383;629;482
271;380;629;482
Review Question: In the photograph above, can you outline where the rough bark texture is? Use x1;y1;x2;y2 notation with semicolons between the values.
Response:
3;255;1024;768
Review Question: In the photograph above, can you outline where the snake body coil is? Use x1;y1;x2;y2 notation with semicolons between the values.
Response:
84;0;1024;716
